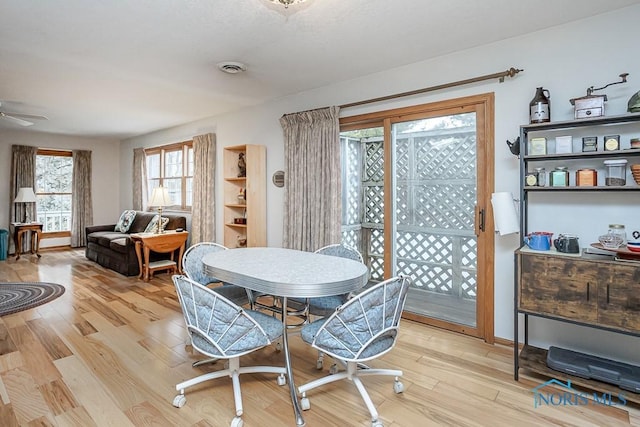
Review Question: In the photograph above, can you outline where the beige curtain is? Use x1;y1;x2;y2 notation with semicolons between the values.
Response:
71;150;93;247
9;145;37;253
132;148;147;211
280;106;341;251
191;133;216;244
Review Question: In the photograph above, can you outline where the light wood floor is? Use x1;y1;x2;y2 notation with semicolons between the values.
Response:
1;249;639;427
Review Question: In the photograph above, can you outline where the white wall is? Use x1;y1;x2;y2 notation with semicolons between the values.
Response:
124;5;640;360
0;131;121;248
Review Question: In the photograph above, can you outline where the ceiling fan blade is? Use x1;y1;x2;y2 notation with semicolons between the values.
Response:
3;112;48;121
0;112;34;126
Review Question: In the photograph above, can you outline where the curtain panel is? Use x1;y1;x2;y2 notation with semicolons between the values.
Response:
132;147;147;211
191;133;216;244
9;145;37;253
71;150;93;247
280;106;341;252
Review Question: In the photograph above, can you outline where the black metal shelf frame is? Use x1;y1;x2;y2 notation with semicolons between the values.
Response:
514;113;640;382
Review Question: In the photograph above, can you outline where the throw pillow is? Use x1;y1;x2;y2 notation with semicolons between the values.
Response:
114;210;137;232
144;214;169;233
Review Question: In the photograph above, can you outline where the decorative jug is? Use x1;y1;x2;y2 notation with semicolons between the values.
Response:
530;87;551;124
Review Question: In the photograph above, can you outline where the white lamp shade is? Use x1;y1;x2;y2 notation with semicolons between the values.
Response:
149;186;171;207
14;187;37;203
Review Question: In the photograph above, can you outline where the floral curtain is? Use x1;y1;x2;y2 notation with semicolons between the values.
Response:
191;133;216;244
280;106;341;251
71;150;93;247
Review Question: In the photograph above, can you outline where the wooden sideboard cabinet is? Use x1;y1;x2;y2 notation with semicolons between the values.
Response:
518;251;640;332
516;250;640;403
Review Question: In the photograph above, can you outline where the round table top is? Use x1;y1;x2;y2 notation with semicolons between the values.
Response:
202;247;369;298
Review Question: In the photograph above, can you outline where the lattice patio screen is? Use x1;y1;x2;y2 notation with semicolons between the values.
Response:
341;125;478;303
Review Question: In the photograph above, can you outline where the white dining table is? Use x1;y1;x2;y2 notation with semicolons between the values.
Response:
202;247;369;427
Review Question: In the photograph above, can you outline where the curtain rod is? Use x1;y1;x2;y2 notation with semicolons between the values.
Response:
339;67;523;109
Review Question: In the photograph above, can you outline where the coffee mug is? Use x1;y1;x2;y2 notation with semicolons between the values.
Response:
554;234;580;254
524;232;552;251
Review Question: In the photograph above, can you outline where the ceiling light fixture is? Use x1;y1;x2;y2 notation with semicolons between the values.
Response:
269;0;308;8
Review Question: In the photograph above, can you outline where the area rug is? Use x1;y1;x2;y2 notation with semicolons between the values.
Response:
0;282;66;316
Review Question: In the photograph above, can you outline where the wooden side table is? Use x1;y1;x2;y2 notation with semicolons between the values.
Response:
130;230;189;281
11;222;43;260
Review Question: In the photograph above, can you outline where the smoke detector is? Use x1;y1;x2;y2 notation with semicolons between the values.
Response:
217;61;247;74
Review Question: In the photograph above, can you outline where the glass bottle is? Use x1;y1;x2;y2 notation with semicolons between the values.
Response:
529;87;551;124
534;167;546;186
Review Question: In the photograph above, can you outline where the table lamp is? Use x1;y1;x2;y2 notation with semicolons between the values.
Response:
14;187;37;223
148;186;171;233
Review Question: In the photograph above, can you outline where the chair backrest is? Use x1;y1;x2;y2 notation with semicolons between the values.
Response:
310;275;410;362
173;275;272;358
182;242;227;285
315;243;363;263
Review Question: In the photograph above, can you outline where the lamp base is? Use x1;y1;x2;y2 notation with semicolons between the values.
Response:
155;208;165;234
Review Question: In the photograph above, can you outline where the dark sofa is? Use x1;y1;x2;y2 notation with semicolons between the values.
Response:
85;211;187;276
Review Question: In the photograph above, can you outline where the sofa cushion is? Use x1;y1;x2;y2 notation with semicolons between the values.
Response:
144;215;170;233
88;231;130;247
109;237;130;254
128;212;157;233
114;210;137;232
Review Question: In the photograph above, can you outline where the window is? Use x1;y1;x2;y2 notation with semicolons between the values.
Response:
145;141;193;210
35;149;73;235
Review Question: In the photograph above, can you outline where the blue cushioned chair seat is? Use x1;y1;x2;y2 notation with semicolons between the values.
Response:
301;318;327;344
246;310;285;342
307;295;347;316
212;284;252;305
306;277;408;362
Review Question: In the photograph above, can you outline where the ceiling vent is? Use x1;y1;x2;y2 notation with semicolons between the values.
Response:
217;61;247;74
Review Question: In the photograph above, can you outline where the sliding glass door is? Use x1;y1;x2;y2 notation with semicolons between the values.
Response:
340;94;494;340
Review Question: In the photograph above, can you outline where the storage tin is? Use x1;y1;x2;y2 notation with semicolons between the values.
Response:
550;166;569;187
576;168;597;186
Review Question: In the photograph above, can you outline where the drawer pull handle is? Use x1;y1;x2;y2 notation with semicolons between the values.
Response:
586;282;590;301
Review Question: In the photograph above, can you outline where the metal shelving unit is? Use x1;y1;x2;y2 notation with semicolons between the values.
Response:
514;113;640;399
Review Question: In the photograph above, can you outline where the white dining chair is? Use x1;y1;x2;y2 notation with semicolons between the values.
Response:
172;275;286;427
292;243;366;369
297;275;410;427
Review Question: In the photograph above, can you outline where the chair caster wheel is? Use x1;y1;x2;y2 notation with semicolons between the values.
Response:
276;342;282;351
231;416;244;427
371;420;384;427
277;374;287;386
172;394;186;408
300;397;310;411
393;380;404;394
329;364;339;375
316;359;323;370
